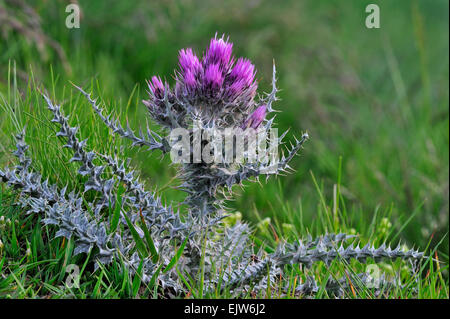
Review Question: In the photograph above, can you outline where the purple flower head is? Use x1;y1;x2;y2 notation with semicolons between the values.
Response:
148;76;165;99
171;35;260;106
203;63;224;96
241;104;267;129
146;35;262;127
203;35;233;71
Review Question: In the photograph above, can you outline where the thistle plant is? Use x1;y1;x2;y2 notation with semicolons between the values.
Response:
0;34;425;298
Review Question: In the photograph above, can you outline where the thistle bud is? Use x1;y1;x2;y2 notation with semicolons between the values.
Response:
241;104;267;129
143;76;174;127
147;76;166;99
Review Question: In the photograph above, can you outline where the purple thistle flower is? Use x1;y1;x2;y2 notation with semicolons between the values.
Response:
203;63;224;96
241;104;267;129
145;35;262;126
203;35;233;71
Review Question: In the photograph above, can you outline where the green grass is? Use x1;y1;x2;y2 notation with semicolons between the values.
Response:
0;164;447;298
0;0;448;298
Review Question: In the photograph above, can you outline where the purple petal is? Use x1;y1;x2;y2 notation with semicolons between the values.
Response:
225;58;257;102
203;35;233;71
179;48;202;76
203;63;224;95
184;70;198;94
228;58;255;87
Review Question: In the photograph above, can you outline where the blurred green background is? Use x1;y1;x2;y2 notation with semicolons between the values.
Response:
0;0;448;253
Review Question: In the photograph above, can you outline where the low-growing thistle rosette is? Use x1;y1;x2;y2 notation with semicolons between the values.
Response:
0;34;425;298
